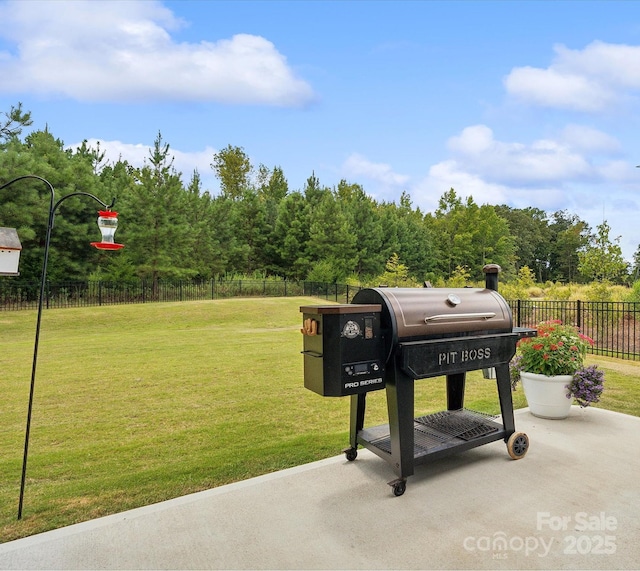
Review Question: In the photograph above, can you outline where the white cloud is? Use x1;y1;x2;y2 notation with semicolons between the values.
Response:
411;159;569;215
167;147;217;182
596;160;636;182
0;0;315;106
504;40;640;112
413;160;511;211
447;125;591;185
554;41;640;88
412;162;640;262
559;124;622;154
410;124;640;222
341;153;410;187
504;67;613;112
80;140;151;167
447;124;494;154
72;138;219;191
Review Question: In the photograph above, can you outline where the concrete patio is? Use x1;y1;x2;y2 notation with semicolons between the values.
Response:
0;406;638;570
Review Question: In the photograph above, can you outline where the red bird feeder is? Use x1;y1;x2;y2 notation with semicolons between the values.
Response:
91;210;124;250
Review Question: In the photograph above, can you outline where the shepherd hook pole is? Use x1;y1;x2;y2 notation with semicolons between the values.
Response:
0;175;115;519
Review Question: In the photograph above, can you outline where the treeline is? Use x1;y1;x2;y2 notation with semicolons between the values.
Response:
0;104;636;287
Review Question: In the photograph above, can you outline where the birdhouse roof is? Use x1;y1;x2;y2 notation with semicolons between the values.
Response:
0;227;22;250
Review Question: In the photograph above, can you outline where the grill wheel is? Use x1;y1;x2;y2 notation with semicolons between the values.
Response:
507;432;529;459
388;478;407;496
344;448;358;461
392;481;407;496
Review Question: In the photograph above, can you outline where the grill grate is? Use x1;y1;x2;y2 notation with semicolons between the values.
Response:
369;424;450;455
363;409;500;455
415;409;499;441
368;436;392;454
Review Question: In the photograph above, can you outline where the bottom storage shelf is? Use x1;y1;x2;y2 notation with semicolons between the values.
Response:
357;408;506;461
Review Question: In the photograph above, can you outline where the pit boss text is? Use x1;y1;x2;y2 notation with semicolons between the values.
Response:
438;347;491;366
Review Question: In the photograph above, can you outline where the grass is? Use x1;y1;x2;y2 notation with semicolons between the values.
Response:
1;297;639;542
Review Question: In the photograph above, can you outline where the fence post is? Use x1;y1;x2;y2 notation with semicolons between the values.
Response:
576;299;582;328
517;299;521;327
99;281;102;306
284;280;287;297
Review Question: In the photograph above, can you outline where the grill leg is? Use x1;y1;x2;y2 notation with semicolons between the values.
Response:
349;393;366;449
446;373;466;410
386;366;415;479
495;363;515;437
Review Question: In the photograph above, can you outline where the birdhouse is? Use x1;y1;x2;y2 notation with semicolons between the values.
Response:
0;227;22;276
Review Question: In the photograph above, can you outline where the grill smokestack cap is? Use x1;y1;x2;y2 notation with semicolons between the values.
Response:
483;264;501;292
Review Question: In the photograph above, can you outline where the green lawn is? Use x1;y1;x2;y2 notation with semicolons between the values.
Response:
1;297;638;542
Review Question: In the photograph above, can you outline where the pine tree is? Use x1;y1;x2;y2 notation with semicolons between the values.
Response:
120;132;194;288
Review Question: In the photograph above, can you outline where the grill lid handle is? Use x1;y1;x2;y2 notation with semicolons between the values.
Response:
424;312;496;323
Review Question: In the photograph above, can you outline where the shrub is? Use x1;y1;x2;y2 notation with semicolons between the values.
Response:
624;280;640;302
447;265;471;288
585;281;614;301
543;282;572;301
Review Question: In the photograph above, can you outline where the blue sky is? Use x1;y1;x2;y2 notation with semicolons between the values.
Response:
1;0;640;261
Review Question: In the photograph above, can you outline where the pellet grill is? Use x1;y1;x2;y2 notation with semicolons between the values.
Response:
300;264;535;496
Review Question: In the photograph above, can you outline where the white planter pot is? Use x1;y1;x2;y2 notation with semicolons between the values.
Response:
520;371;573;419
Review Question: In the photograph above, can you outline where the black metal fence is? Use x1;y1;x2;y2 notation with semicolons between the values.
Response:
2;279;639;360
509;299;640;361
0;279;363;310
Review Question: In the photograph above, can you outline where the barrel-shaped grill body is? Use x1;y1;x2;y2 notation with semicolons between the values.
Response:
351;287;513;363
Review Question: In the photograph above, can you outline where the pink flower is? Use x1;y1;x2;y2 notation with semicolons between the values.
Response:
579;333;595;346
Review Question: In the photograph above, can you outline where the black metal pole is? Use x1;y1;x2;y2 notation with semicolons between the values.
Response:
0;175;115;520
16;177;54;521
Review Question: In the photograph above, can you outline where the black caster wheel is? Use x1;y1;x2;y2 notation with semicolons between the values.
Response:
388;479;406;496
507;432;529;459
393;482;406;496
344;448;358;461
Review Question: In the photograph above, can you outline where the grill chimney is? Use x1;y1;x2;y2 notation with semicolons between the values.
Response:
483;264;501;292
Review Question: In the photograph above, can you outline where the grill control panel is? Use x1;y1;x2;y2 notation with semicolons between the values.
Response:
344;360;381;376
342;360;384;392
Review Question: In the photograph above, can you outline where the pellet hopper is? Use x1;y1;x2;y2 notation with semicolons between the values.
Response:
300;264;535;496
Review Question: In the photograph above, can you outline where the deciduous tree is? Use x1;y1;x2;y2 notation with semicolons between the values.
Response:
578;221;629;283
211;145;252;200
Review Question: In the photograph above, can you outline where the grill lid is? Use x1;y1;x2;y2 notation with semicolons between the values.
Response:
351;287;513;361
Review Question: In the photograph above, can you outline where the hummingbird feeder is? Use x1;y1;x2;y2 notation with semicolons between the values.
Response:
91;211;124;250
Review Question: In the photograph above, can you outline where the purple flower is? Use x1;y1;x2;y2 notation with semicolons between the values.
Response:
568;365;605;408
